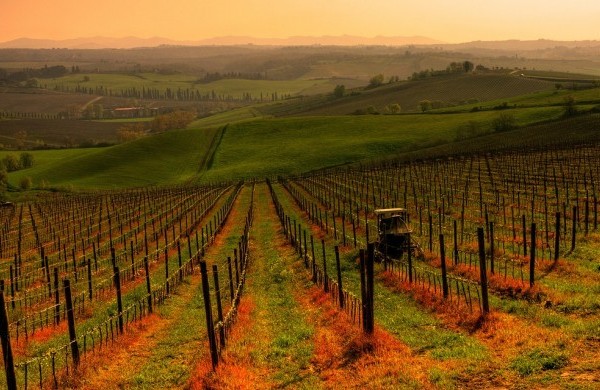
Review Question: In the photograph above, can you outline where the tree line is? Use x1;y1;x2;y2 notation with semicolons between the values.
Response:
116;110;198;142
49;84;291;103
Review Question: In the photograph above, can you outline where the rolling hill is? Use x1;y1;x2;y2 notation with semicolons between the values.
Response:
259;72;556;116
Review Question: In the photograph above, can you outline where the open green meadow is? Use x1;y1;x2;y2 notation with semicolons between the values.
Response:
4;126;219;189
4;103;568;189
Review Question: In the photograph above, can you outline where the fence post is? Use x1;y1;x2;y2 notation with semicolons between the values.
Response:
64;279;80;366
87;259;93;300
144;256;152;314
311;236;317;283
177;241;183;281
303;230;308;268
212;265;225;348
322;239;329;293
453;220;459;265
365;243;375;334
0;291;17;390
54;267;60;325
227;257;234;301
114;267;124;334
130;240;135;275
530;223;536;288
334;246;344;309
571;206;577;252
200;261;218;369
359;249;367;330
522;215;527;256
554;212;560;261
477;228;490;314
489;222;495;274
440;234;448;299
234;249;239;287
407;232;413;284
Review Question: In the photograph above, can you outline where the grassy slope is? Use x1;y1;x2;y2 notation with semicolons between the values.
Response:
6;126;219;189
6;74;598;190
201;106;563;181
258;73;556;116
5;103;567;189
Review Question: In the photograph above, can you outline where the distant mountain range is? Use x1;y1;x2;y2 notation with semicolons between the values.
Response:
1;36;599;51
0;35;443;49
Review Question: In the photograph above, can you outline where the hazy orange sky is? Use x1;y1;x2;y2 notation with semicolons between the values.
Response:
1;0;599;43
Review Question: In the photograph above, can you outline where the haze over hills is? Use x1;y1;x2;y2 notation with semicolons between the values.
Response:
0;35;444;49
2;35;600;55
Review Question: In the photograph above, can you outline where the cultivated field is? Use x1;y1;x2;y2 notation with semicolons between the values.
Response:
0;142;599;388
1;45;600;389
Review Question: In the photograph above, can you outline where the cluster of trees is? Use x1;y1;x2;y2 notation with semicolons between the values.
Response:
0;65;70;86
1;152;34;172
151;110;197;132
410;61;476;81
196;72;266;83
116;110;197;141
368;74;385;88
352;103;401;115
419;100;448;112
117;123;146;142
0;152;34;191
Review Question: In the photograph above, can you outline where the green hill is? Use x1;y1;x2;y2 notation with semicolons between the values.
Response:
5;82;594;190
258;72;556;116
4;126;219;189
200;106;564;181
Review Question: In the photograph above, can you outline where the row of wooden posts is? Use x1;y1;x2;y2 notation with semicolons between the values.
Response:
267;179;376;333
202;184;255;370
0;183;244;389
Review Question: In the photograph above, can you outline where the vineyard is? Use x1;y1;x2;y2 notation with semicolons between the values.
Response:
0;140;597;388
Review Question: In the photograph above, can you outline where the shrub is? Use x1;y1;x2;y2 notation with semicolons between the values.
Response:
492;113;517;132
20;176;32;190
19;152;34;169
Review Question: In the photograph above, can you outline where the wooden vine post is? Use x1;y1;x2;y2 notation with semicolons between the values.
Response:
0;291;17;390
64;279;80;367
476;228;490;315
200;261;218;369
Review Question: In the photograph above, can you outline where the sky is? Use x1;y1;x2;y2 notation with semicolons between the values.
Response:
1;0;600;43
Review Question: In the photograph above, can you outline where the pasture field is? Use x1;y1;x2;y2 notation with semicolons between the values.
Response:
434;86;600;113
3;126;219;189
257;72;556;115
3;105;566;189
199;106;564;181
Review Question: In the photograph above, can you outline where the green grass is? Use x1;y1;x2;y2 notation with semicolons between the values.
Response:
4;104;566;189
201;107;563;181
258;73;556;115
272;183;487;363
5;126;219;189
243;187;319;387
191;106;270;128
510;348;569;377
435;86;600;113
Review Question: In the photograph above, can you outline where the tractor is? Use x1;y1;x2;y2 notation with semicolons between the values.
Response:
374;208;422;260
